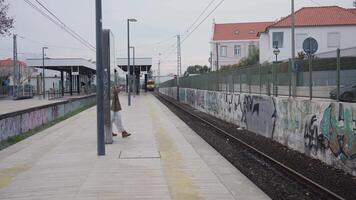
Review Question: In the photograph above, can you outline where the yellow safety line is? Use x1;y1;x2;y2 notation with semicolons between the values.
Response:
145;95;201;200
0;165;30;188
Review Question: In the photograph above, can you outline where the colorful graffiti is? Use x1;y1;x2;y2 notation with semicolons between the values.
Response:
320;103;356;161
159;87;356;174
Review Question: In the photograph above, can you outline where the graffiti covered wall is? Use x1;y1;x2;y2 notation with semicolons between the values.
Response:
160;88;356;175
0;95;96;142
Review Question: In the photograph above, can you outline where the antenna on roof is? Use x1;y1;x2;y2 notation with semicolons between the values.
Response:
213;18;216;24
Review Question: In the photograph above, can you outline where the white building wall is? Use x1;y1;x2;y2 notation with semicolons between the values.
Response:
211;40;259;71
259;26;356;63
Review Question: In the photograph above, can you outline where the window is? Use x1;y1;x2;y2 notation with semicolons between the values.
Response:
220;46;227;57
327;32;340;48
272;32;284;48
296;33;308;49
248;45;256;56
234;45;241;56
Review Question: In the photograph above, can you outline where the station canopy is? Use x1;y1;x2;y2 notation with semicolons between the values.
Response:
116;57;152;72
26;58;96;75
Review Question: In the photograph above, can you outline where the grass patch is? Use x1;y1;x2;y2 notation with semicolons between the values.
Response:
0;101;96;151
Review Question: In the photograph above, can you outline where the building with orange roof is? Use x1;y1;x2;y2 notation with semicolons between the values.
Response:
211;21;273;70
259;6;356;63
0;58;34;86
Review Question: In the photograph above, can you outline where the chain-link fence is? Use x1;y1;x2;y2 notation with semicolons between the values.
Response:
160;48;356;102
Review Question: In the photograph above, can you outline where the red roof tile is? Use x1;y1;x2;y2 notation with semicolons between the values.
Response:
213;22;273;41
0;58;27;67
270;6;356;28
348;8;356;15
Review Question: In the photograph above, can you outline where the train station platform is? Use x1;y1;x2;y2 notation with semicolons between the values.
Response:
0;93;270;200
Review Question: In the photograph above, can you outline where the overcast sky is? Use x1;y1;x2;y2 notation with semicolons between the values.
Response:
0;0;353;75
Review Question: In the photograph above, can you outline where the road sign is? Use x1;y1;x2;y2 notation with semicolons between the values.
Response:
292;61;301;72
303;37;318;55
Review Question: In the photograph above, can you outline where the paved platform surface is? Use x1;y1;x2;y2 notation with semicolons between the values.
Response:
0;93;270;200
0;94;93;116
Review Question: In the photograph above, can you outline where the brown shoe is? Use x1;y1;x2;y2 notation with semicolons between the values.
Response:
112;132;118;137
122;131;131;138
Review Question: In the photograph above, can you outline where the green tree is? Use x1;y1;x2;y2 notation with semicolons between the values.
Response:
0;0;14;36
184;65;211;76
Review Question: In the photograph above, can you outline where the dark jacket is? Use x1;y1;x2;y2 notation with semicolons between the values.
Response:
111;87;122;112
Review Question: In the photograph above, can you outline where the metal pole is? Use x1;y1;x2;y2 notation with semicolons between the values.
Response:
13;34;17;98
272;62;275;96
177;35;181;101
42;47;46;99
289;58;292;97
158;53;161;91
216;43;219;71
337;48;341;102
131;47;136;97
291;0;296;97
239;69;242;93
127;19;131;106
309;55;312;100
259;64;262;96
95;0;105;156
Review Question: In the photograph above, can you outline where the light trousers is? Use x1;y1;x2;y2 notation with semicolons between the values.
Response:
111;111;125;132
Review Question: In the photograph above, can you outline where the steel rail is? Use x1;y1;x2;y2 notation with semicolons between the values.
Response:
155;93;345;200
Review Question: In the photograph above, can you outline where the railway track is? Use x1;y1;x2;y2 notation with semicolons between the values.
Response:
155;92;345;200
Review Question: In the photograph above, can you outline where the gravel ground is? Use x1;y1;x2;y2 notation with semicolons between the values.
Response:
155;94;356;200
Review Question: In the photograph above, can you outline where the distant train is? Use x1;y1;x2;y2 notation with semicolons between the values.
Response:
147;80;155;91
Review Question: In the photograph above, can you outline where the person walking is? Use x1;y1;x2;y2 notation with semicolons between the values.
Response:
111;85;131;138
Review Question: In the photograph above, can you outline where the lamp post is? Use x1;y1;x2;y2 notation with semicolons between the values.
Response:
130;46;136;96
42;47;48;99
273;46;280;63
272;46;280;96
127;18;137;106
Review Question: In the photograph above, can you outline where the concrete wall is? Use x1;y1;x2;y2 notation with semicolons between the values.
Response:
0;95;96;141
160;87;356;175
260;26;356;63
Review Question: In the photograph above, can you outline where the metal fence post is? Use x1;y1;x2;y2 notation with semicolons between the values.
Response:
248;68;251;94
309;55;312;100
239;69;242;93
289;59;292;97
337;48;341;102
232;70;235;93
272;62;275;96
259;64;262;96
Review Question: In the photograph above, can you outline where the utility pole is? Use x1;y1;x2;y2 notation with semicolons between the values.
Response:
291;0;296;97
177;35;181;101
13;34;17;98
95;0;105;156
42;47;48;99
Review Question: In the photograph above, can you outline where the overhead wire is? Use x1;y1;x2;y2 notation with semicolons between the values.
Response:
34;0;95;50
183;0;216;36
23;0;96;52
181;0;225;44
160;0;225;66
17;34;95;52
